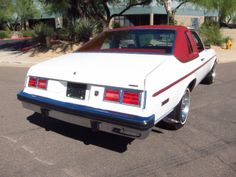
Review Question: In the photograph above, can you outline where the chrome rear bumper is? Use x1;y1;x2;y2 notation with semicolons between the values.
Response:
18;91;154;139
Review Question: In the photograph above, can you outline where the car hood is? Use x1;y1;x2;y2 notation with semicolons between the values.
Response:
28;52;168;90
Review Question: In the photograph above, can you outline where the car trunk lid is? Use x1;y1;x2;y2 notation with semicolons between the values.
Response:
28;52;168;90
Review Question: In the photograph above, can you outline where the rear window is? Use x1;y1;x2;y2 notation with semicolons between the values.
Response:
78;29;176;55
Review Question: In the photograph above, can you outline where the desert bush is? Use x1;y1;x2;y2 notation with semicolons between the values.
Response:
199;21;223;46
0;31;10;39
223;36;233;43
112;21;121;29
74;18;95;42
22;30;35;37
33;23;54;47
56;27;72;41
43;25;54;37
232;15;236;24
93;20;105;34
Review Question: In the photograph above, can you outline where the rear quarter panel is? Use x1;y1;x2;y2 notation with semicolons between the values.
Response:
145;56;203;123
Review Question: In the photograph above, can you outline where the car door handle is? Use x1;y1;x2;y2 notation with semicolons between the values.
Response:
201;58;205;61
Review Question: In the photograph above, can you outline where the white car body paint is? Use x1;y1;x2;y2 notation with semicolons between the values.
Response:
23;49;216;123
18;26;217;139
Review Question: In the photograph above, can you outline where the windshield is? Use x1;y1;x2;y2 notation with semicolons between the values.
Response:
78;29;176;54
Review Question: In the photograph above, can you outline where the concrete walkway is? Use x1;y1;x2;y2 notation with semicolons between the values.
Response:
0;50;53;67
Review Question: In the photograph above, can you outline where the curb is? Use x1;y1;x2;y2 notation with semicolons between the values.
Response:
0;37;32;41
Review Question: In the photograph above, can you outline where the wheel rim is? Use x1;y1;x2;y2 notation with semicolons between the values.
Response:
180;89;190;124
211;65;216;82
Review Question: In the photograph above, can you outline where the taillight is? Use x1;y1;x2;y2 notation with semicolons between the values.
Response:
28;77;37;87
38;79;47;89
122;91;140;106
28;76;47;90
104;88;142;107
104;89;120;102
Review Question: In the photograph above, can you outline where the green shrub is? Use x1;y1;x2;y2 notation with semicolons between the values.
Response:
74;18;95;42
199;21;223;46
223;36;233;43
93;20;105;34
33;23;54;38
33;23;54;47
233;15;236;24
33;24;45;44
22;30;35;37
0;31;10;39
112;22;121;29
56;27;71;41
43;25;54;37
4;27;11;35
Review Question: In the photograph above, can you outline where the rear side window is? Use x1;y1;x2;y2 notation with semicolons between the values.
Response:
185;32;194;54
190;31;204;52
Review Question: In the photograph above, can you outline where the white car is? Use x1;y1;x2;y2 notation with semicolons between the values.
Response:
17;25;217;139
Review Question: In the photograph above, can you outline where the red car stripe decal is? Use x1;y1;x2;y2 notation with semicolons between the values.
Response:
152;56;216;97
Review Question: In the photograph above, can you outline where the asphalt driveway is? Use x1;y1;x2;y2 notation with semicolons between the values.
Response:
0;63;235;177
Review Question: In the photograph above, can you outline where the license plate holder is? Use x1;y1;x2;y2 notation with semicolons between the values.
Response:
66;82;87;100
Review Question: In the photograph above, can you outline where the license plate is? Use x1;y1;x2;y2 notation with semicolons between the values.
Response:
66;82;87;100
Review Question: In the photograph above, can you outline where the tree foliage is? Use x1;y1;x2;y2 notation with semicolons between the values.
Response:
157;0;236;25
40;0;152;26
156;0;200;24
15;0;40;29
195;0;236;25
0;0;14;29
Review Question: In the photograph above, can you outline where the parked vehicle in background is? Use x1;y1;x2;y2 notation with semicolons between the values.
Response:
17;25;217;139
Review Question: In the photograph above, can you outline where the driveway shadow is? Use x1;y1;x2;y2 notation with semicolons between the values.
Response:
27;113;134;153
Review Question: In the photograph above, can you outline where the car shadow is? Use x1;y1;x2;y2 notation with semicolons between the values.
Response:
155;121;175;130
27;113;134;153
155;112;179;131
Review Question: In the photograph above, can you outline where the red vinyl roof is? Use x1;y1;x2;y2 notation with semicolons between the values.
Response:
111;25;188;31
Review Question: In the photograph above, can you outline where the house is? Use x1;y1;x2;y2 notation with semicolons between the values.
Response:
111;1;218;29
28;14;63;30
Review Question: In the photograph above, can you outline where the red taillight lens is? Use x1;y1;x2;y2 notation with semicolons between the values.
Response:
122;91;140;106
28;76;47;90
37;79;47;89
104;89;120;102
28;77;37;87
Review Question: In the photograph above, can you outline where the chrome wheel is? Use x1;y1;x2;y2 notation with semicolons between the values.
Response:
201;62;217;85
180;89;190;125
211;65;216;82
162;87;191;130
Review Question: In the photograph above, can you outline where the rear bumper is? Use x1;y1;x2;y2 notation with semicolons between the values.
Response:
17;91;155;138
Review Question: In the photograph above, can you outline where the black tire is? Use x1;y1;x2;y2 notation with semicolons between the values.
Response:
201;63;216;85
163;88;191;130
